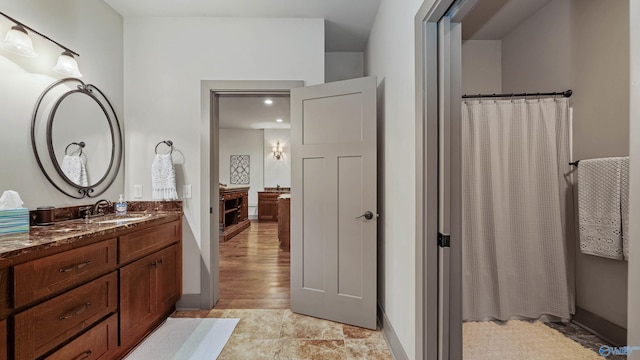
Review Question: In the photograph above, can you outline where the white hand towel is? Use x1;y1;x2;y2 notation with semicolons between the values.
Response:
621;157;630;260
61;154;88;187
152;153;178;200
578;157;625;260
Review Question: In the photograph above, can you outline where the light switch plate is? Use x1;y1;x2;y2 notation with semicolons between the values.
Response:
183;185;192;199
133;185;143;198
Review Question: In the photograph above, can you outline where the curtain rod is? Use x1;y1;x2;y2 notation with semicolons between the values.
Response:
462;90;572;99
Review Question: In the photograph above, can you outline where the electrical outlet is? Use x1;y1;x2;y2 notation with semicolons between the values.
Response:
183;185;192;199
133;185;143;198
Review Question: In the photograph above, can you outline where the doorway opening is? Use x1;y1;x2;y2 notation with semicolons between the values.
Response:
216;93;292;309
417;0;631;359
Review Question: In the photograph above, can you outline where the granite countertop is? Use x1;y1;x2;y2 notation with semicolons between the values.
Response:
0;210;181;261
278;194;291;199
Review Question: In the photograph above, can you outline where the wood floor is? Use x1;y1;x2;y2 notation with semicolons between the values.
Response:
216;221;290;309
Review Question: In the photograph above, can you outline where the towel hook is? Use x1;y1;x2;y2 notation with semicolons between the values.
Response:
155;140;173;155
65;141;85;156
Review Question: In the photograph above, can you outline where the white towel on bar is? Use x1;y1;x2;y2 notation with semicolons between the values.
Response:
152;153;178;200
621;157;630;260
61;154;88;187
578;157;626;260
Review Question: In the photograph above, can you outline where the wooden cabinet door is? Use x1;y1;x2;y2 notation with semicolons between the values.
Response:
0;319;6;360
155;244;181;317
258;193;279;221
119;252;156;348
120;244;181;349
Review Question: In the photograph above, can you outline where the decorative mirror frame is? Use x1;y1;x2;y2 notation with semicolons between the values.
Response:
31;78;123;199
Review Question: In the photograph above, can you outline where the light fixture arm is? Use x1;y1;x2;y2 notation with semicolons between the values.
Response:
0;11;79;57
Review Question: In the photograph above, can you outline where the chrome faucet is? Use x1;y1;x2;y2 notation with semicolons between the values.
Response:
93;199;113;216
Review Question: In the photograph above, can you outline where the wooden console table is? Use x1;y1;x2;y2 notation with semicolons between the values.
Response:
219;186;250;242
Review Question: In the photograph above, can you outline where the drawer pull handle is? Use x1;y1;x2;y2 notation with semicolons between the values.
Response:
59;303;91;320
151;258;164;267
74;350;92;360
60;260;92;273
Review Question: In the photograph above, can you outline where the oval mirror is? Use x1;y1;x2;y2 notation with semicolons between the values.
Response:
31;78;122;198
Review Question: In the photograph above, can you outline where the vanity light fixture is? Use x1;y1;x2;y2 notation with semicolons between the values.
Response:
276;118;283;123
0;11;82;77
273;141;283;160
264;99;273;105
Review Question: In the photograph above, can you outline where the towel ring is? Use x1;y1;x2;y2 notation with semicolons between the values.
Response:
155;140;173;155
65;141;85;156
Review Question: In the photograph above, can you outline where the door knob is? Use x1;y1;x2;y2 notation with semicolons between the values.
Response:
356;211;375;220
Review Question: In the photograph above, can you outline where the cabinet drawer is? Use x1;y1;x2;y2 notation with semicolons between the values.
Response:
0;319;6;360
45;313;118;360
119;221;180;264
14;272;118;360
14;239;117;308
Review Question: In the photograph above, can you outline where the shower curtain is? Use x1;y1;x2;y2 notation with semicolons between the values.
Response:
462;97;572;322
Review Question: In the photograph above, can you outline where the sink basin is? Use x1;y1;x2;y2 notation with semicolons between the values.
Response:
95;216;150;224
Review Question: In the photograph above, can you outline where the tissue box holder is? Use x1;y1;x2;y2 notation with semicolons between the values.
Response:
0;208;29;235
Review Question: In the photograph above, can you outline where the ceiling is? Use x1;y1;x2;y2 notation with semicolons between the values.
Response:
462;0;553;40
218;95;290;130
103;0;382;52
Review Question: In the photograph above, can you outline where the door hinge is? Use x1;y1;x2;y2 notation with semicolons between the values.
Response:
438;233;450;248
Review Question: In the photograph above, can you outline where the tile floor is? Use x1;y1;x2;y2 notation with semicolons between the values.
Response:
172;309;394;360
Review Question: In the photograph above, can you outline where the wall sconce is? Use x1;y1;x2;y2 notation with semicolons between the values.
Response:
272;141;283;160
0;11;82;77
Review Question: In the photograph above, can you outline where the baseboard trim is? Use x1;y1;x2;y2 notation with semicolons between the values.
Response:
378;303;409;360
572;306;627;346
176;294;202;310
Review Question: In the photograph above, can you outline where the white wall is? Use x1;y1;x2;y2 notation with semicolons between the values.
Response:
325;52;364;82
502;0;630;329
122;17;324;296
365;0;424;357
219;129;264;217
0;0;123;208
461;40;501;95
264;129;291;187
628;1;640;356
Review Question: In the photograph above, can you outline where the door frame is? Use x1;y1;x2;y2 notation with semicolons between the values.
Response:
415;0;470;359
198;80;304;309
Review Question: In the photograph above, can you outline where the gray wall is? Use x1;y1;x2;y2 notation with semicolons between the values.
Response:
502;0;629;328
325;52;364;82
461;40;502;95
0;0;124;209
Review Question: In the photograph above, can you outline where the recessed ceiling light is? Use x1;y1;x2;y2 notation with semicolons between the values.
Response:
264;99;273;105
276;118;283;122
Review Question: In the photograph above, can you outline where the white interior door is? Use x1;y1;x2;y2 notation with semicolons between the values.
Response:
290;76;377;330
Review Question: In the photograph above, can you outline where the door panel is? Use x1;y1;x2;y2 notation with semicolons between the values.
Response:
338;156;364;298
301;157;327;292
302;93;364;144
291;76;377;330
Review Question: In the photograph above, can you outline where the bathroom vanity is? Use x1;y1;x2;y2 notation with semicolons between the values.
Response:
0;208;182;360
